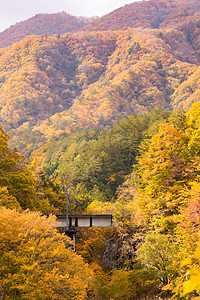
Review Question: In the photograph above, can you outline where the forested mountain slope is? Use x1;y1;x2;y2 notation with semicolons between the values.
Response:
0;12;94;48
84;0;200;31
1;1;200;298
0;32;116;129
0;0;199;156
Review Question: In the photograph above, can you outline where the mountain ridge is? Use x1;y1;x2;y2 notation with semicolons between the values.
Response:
0;0;199;156
0;12;95;48
83;0;200;31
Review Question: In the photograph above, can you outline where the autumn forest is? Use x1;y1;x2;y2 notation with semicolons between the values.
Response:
1;0;200;298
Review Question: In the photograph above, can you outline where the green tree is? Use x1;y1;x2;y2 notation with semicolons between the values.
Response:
137;233;178;287
0;126;37;209
0;187;21;210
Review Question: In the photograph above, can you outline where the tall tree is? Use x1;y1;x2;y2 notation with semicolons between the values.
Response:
0;126;36;209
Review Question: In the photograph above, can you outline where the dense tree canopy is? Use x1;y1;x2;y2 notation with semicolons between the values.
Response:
0;126;36;209
1;0;200;297
0;208;92;299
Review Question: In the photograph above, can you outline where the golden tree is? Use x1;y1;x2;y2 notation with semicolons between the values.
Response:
0;208;92;299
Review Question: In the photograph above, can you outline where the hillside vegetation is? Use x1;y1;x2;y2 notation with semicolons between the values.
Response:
2;103;200;298
84;0;200;31
1;0;200;298
0;12;93;48
0;18;198;153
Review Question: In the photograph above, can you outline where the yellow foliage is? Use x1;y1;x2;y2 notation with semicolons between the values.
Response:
86;200;114;214
0;208;92;299
182;243;200;297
